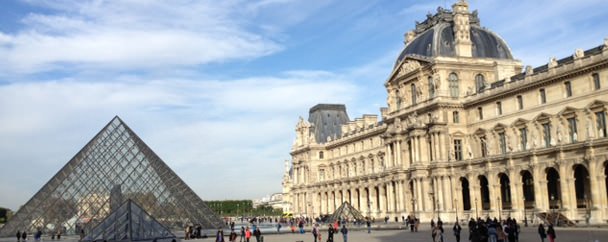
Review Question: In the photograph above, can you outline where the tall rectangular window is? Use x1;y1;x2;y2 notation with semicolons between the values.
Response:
593;73;601;90
478;107;483;120
568;117;577;142
496;101;502;115
453;111;460;123
539;89;546;104
428;76;435;98
520;127;528;151
596;111;607;138
454;139;462;161
565;81;572;97
517;95;523;110
543;123;551;147
499;132;506;154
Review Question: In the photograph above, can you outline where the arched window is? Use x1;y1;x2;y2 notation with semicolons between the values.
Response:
319;151;324;159
428;76;435;98
449;73;459;97
475;74;485;93
411;84;417;105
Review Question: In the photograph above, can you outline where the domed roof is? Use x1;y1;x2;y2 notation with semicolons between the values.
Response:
395;22;513;65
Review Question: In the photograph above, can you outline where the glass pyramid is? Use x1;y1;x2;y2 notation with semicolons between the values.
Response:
327;202;365;223
83;199;175;242
0;117;223;237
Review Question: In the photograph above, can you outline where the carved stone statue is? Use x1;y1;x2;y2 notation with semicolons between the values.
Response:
525;65;534;76
587;115;595;139
408;111;418;126
530;129;537;148
574;48;585;59
548;57;558;68
466;140;473;159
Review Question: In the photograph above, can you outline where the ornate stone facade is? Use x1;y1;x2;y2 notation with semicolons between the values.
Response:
283;0;608;225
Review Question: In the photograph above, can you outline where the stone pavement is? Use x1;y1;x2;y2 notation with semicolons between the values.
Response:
1;225;607;242
247;226;608;242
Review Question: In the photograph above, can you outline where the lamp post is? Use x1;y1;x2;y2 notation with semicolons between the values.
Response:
474;197;478;219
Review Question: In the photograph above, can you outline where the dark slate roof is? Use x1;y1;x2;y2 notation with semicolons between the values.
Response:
308;104;350;143
396;23;513;66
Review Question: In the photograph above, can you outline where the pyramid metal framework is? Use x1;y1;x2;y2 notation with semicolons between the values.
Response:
0;117;224;237
83;199;175;242
327;202;365;223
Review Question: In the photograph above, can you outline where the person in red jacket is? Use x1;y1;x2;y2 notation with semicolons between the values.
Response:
244;226;252;242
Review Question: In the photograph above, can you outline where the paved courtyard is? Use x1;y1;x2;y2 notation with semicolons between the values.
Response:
1;225;607;242
250;226;608;242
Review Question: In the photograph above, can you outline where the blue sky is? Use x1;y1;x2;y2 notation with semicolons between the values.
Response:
0;0;607;211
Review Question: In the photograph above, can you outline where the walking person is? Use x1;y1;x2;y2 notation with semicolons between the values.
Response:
327;224;335;242
312;224;319;242
229;229;237;242
547;224;556;242
22;231;27;242
340;225;348;242
453;221;462;242
215;229;225;242
239;227;245;242
432;224;443;242
244;226;251;242
366;219;371;234
538;223;546;242
16;231;21;242
253;227;261;242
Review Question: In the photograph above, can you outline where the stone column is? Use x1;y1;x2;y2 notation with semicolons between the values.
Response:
416;178;424;211
411;137;417;163
370;185;377;215
589;158;603;223
559;164;575;217
439;132;447;161
596;161;608;223
415;136;422;163
422;177;432;216
436;177;444;215
420;135;429;164
396;141;403;166
442;176;452;214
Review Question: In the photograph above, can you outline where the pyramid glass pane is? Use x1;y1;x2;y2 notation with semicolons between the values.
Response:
0;117;223;237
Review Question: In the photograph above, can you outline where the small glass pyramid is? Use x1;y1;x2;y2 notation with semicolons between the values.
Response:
83;199;175;242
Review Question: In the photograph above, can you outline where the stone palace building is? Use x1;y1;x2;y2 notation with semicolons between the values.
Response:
282;0;608;225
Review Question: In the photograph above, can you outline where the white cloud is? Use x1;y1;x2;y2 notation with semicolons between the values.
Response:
0;0;288;74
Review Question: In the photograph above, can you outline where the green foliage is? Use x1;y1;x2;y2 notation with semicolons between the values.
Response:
0;207;11;224
204;200;282;216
